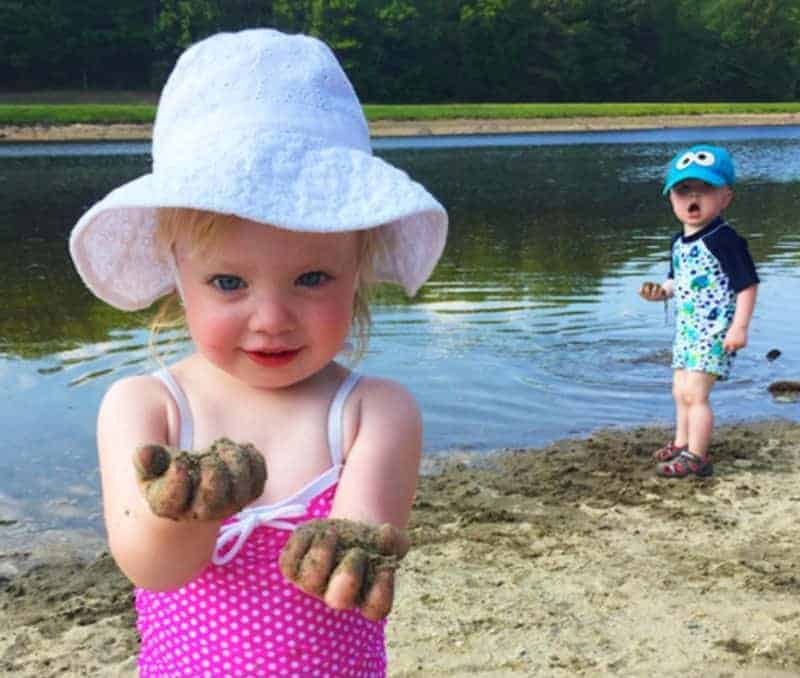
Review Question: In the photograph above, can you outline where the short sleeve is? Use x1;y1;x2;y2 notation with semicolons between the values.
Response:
667;232;680;279
705;225;760;292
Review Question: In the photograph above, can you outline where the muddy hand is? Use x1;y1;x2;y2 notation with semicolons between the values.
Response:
134;437;266;521
279;519;410;621
639;281;666;301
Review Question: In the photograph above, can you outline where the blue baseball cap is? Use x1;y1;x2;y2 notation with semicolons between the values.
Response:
662;144;735;195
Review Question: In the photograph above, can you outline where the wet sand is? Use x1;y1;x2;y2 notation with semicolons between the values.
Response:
1;113;799;142
2;421;800;677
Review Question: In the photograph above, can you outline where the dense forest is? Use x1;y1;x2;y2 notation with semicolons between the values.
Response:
1;0;799;102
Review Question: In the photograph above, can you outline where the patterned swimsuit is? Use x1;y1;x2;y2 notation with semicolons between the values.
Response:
135;370;387;677
668;217;759;380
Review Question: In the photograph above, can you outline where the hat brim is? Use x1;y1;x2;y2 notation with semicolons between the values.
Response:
662;167;728;195
70;138;447;310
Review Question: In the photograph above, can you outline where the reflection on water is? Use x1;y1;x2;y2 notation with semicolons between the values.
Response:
2;123;798;156
1;129;799;539
376;124;800;150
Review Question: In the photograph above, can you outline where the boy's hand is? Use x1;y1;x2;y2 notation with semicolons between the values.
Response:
723;325;748;353
279;519;410;621
639;281;668;301
134;438;266;521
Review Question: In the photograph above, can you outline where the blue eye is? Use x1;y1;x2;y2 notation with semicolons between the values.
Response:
295;271;331;287
211;275;245;292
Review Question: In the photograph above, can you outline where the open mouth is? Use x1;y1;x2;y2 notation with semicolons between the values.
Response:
245;348;301;367
688;202;700;215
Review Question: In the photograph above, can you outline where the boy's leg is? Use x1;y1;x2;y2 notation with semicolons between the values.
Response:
680;371;717;459
656;370;717;477
672;369;689;448
653;369;690;461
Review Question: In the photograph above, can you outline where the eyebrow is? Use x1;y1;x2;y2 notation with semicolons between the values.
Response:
198;255;349;275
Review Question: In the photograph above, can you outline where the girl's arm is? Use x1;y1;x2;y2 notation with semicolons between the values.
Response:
278;377;421;620
330;377;421;527
723;283;758;352
98;376;223;591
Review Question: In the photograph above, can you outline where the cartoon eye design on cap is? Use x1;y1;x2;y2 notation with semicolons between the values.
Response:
693;150;716;166
676;152;694;170
675;150;717;170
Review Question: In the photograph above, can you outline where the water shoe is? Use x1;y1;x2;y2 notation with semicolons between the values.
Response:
656;451;713;478
652;441;688;463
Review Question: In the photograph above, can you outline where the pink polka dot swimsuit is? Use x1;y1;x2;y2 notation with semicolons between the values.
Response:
136;370;387;677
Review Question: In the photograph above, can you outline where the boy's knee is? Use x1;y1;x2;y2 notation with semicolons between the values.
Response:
673;370;715;407
678;389;709;408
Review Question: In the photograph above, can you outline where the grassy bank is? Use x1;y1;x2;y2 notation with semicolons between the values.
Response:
365;102;800;121
1;100;800;126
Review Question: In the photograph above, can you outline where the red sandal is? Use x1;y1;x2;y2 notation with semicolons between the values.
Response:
656;451;713;478
652;441;688;463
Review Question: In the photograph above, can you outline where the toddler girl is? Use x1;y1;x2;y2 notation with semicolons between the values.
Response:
69;28;447;677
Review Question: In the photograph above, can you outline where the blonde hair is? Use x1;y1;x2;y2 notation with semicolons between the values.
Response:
149;208;376;364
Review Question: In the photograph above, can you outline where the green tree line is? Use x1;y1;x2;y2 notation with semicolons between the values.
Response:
2;0;799;102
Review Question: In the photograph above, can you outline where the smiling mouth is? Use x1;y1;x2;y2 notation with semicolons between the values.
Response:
245;348;301;367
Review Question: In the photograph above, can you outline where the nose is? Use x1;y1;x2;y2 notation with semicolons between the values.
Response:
248;291;296;335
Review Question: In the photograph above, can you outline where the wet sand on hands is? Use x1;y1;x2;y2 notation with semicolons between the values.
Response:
2;421;800;676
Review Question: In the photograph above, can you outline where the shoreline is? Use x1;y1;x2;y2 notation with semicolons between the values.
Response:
2;419;800;676
1;113;799;142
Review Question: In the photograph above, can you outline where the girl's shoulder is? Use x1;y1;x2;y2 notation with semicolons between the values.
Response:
350;374;418;408
100;354;200;431
343;374;421;445
101;372;172;410
98;372;181;448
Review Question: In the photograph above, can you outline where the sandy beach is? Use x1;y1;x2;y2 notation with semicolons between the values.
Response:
1;112;799;142
1;421;800;677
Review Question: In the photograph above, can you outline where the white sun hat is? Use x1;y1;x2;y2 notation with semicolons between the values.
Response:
69;28;448;311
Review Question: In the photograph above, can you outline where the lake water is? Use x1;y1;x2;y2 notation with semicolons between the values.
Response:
1;126;799;543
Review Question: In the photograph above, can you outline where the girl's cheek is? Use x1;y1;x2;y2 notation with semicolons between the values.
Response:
187;308;237;350
203;325;234;350
329;296;356;326
310;301;353;342
209;316;241;348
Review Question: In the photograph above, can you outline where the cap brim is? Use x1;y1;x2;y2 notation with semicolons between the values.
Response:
662;168;728;195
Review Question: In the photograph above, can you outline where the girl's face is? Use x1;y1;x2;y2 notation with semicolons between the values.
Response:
668;179;732;232
174;219;360;389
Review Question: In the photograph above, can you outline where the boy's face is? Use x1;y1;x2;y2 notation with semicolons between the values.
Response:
668;179;732;231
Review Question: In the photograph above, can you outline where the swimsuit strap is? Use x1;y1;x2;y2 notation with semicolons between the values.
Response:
327;370;361;467
152;368;194;450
